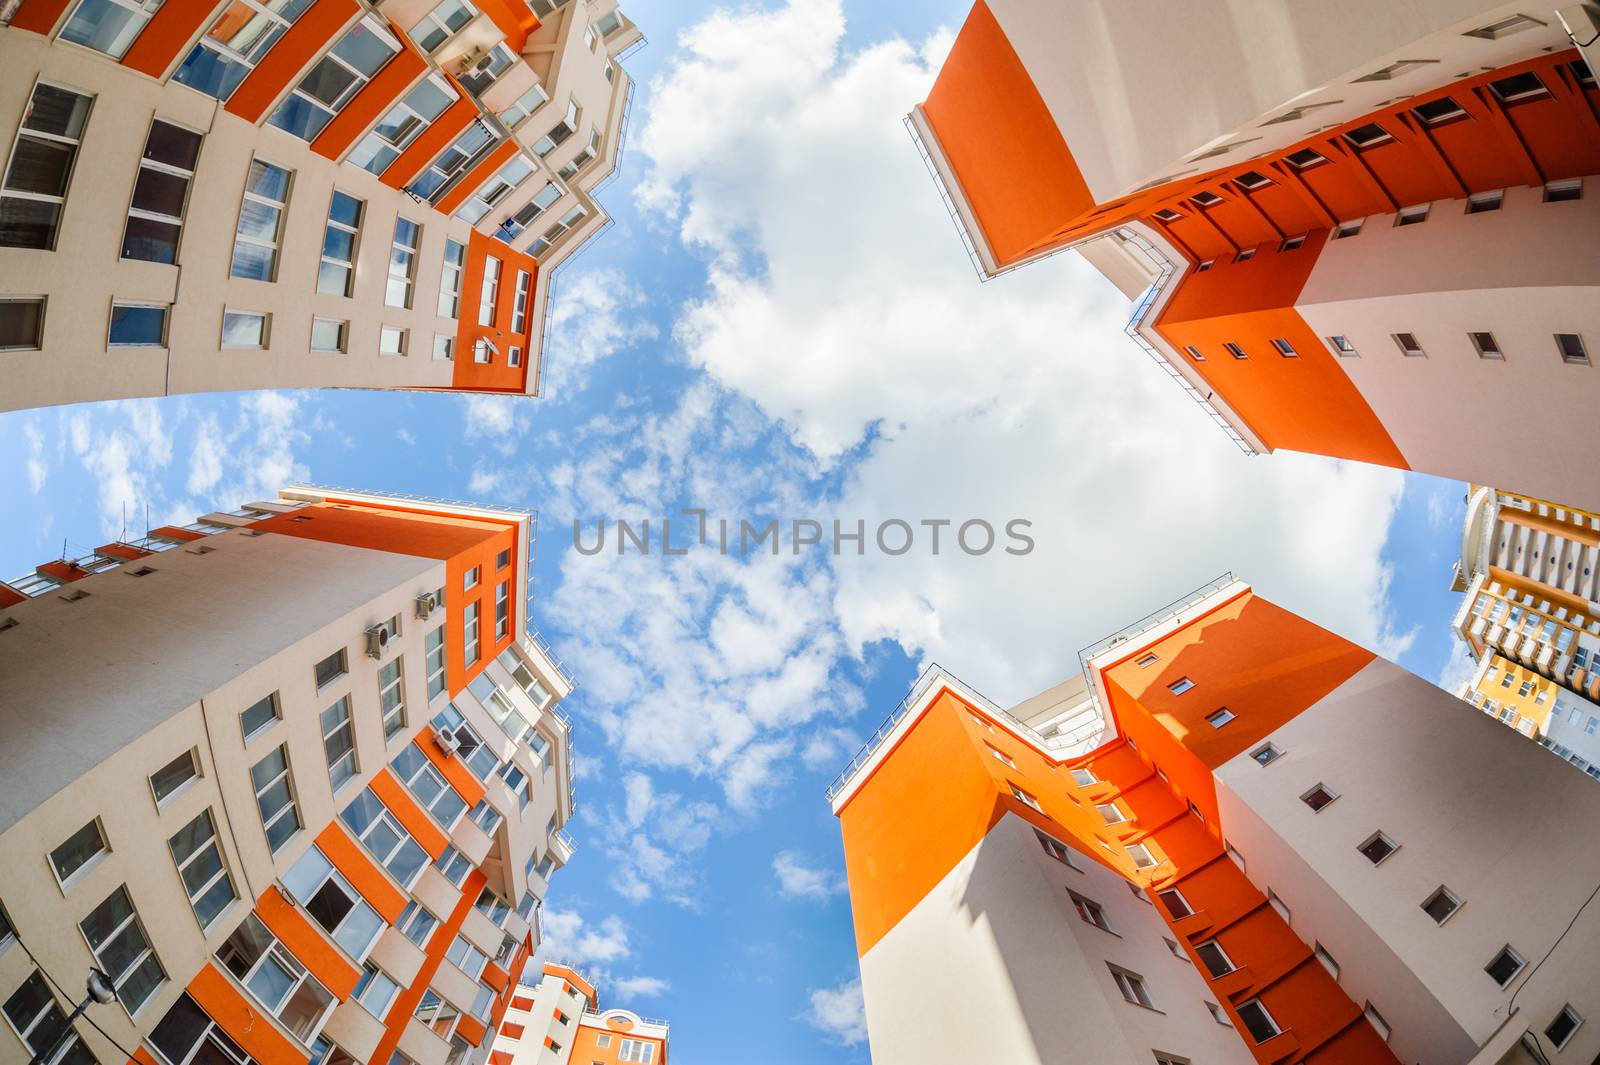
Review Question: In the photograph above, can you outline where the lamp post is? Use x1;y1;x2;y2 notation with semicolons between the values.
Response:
26;969;115;1065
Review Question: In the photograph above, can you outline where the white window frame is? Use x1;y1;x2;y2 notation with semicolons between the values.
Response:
251;744;301;853
425;625;448;701
177;0;309;101
1108;966;1153;1009
219;914;335;1042
222;309;270;350
0;83;93;252
317;191;363;297
464;601;481;664
438;238;466;317
50;818;109;890
108;300;170;348
321;696;359;792
510;269;530;332
386;217;420;308
168;809;237;931
231;158;291;281
379;325;408;357
122;118;202;264
80;885;166;1016
478;257;500;327
310;317;348;354
268;16;400;141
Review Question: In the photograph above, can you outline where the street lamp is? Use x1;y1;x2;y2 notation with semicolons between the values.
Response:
26;970;115;1065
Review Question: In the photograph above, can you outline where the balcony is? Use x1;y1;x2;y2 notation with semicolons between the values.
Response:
550;827;577;865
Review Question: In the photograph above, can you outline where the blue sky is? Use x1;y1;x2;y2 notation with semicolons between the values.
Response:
0;1;1474;1060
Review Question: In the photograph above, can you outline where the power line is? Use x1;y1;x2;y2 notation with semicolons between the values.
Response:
11;928;141;1064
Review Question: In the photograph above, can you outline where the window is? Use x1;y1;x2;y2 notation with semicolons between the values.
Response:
0;83;93;251
1205;707;1235;728
315;649;347;688
1167;677;1194;695
1270;338;1298;357
50;818;108;887
1152;208;1182;223
0;297;45;350
987;744;1016;768
1134;652;1159;667
1267;890;1290;922
231;159;291;281
476;887;512;926
354;963;399;1018
1393;333;1425;357
1108;966;1153;1008
350;76;456;176
527;205;586;257
425;626;448;701
1236;999;1280;1043
1301;784;1338;811
409;0;476;51
174;0;316;101
370;658;405;741
1233;169;1271;190
1157;889;1192;919
478;258;500;327
445;935;488;980
1286;148;1326;169
411;122;494;201
1546;1005;1583;1049
81;885;166;1013
1070;891;1112;932
396;901;438;947
1421;885;1461;925
339;788;428;887
1343;123;1393;149
458;42;515;96
252;745;301;853
222;310;269;349
316;192;363;297
556;128;600;180
1194;260;1213;273
457;154;536;224
1358;831;1398;865
1333;219;1364;238
283;847;383;959
1470;332;1504;360
1234;247;1256;263
385;218;420;308
501;84;549;129
1466;190;1503;214
268;18;400;141
1405;95;1468;129
1556;333;1589;365
109;302;168;347
321;697;359;792
1250;743;1282;766
4;971;94;1065
511;270;530;333
121;120;203;264
437;238;466;318
241;692;280;741
464;601;481;664
432;335;454;361
149;750;199;806
391;743;467;828
1205;1000;1232;1026
216;913;334;1041
1544;179;1583;203
1070;768;1096;787
435;844;472;886
169;809;237;929
301;319;345;356
379;326;407;356
1194;940;1234;977
1279;234;1305;252
1362;1003;1391;1040
532;98;581;157
497;181;564;242
1009;784;1042;812
1191;191;1223;208
1485;945;1524;986
495;581;510;639
1326;335;1356;357
1096;802;1127;825
1490;71;1548;104
1035;830;1077;868
1126;842;1157;869
1396;204;1430;226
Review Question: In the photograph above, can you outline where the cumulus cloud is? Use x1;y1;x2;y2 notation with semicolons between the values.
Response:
772;851;845;902
610;975;669;998
532;908;668;1001
805;976;868;1046
542;267;660;399
24;422;46;493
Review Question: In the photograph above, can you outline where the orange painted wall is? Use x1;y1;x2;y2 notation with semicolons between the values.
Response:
475;0;539;52
436;139;519;217
370;868;486;1064
122;0;222;79
451;229;539;393
370;766;451;859
316;820;409;923
226;0;360;123
570;1021;667;1064
253;884;362;1000
187;963;307;1065
418;732;489;807
312;32;428;161
1152;239;1407;468
543;963;597;1005
8;0;69;35
380;91;477;188
921;0;1093;267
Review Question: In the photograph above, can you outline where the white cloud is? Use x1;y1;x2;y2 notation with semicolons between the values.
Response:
23;422;46;493
805;976;868;1046
772;851;845;902
610;975;669;998
543;267;660;399
1437;634;1480;694
531;908;668;1001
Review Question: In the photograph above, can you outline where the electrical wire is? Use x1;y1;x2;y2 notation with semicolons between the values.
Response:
11;928;141;1063
1509;876;1600;1014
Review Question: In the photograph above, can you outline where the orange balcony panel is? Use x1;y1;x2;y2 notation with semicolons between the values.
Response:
122;1;223;79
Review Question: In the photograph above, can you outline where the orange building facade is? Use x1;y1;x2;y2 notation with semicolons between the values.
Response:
913;0;1600;510
485;963;668;1065
833;577;1600;1065
0;485;578;1065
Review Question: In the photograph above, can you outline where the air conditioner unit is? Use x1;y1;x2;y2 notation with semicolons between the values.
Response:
430;723;461;756
365;625;390;659
456;47;488;74
415;592;437;620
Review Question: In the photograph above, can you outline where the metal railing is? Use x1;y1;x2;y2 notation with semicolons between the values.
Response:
1076;573;1238;687
582;1010;671;1030
528;627;577;689
1115;230;1256;455
552;827;577;855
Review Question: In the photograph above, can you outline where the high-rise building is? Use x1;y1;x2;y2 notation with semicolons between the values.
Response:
0;0;641;412
911;0;1600;509
0;484;578;1065
1450;484;1600;774
831;576;1600;1065
486;963;668;1065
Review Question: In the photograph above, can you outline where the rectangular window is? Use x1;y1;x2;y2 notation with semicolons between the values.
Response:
59;0;165;57
618;1038;655;1063
240;692;280;741
1159;889;1192;919
174;0;316;102
222;310;269;349
1223;342;1248;359
1470;332;1504;360
1035;830;1077;868
438;238;466;317
1556;333;1589;365
121;120;203;264
1358;831;1399;865
1545;179;1583;203
1466;190;1503;214
373;657;405;740
456;153;535;224
0;83;93;251
531;98;581;157
267;17;400;141
495;581;510;639
478;257;501;326
446;935;489;980
1205;707;1235;728
1422;885;1461;924
1301;784;1338;811
1343;122;1392;149
1069;891;1112;932
511;270;530;332
425;625;448;700
1096;802;1126;825
435;845;472;887
1327;335;1356;356
1167;677;1194;695
379;325;408;356
4;971;93;1062
1251;743;1281;766
1393;333;1425;357
396;900;438;947
168;809;237;930
317;191;363;297
433;335;454;361
349;75;457;176
1486;945;1524;986
311;317;347;354
109;301;168;347
987;744;1016;768
1234;247;1257;263
1396;204;1430;226
1126;842;1157;869
1313;942;1340;979
1195;940;1235;977
1545;1005;1582;1049
387;217;420;308
321;696;359;792
81;885;166;1013
411;121;494;201
1279;234;1305;252
1108;966;1153;1008
1070;768;1096;787
215;913;335;1042
50;818;107;887
527;205;586;257
1270;338;1297;357
0;296;45;350
231;159;291;281
409;0;477;52
465;601;481;664
1008;784;1041;812
282;846;384;959
251;745;301;853
315;648;347;688
339;788;428;887
1490;71;1548;103
1333;218;1364;238
150;749;199;806
458;42;515;96
392;743;468;828
500;84;549;128
1236;999;1280;1043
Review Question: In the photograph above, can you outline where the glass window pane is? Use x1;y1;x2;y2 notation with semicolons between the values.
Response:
51;820;105;881
333;22;397;76
109;304;165;345
60;0;146;59
0;299;44;348
0;196;61;249
132;166;189;218
5;137;75;196
222;311;265;347
145;121;203;170
245;160;290;201
321;227;355;260
231;240;274;279
246;954;296;1010
235;199;281;241
24;85;93;139
172;45;250;100
267;93;333;140
328;191;362;227
168;809;215;862
316;262;351;296
122;215;180;264
387;838;427;885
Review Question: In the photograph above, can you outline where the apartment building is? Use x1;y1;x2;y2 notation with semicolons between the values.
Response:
0;484;580;1065
912;0;1600;509
486;963;668;1065
1450;483;1600;775
832;577;1600;1065
0;0;641;412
